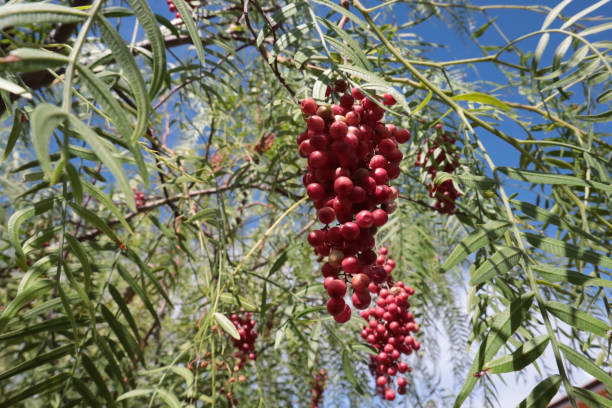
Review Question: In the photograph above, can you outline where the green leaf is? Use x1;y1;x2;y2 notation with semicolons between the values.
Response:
523;233;612;269
577;109;612;123
99;304;142;367
0;343;74;382
96;16;150;145
81;180;133;233
218;293;256;311
64;161;83;203
214;312;240;340
124;248;172;305
81;354;116;407
0;3;86;30
109;284;142;343
597;89;612;104
341;349;364;395
484;335;549;374
186;208;217;223
126;0;166;98
116;263;160;325
311;0;368;30
498;167;612;192
0;317;85;342
454;293;535;408
533;264;612;288
0;48;69;72
560;344;612;389
511;200;601;244
573;386;612;408
471;18;497;39
65;111;136;210
72;378;102;408
7;198;55;270
68;201;121;244
516;375;562;408
545;301;609;337
318;18;371;70
441;220;510;273
2;108;23;161
452;92;511;111
470;246;522;286
0;373;69;408
31;104;66;183
116;389;155;402
75;64;132;139
0;279;53;335
172;0;206;66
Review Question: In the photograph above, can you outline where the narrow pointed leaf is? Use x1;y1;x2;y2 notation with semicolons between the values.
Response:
498;167;612;192
470;246;522;286
172;0;205;66
81;354;116;407
0;279;53;332
573;386;612;407
523;233;612;269
545;301;609;337
3;108;23;160
533;264;612;288
560;344;612;389
516;375;562;408
484;335;549;374
441;220;510;272
214;312;240;340
0;373;69;408
0;3;86;30
31;104;66;182
0;343;74;381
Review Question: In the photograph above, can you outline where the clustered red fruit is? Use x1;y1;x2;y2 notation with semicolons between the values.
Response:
415;124;461;214
299;84;411;321
310;369;327;408
166;0;200;20
230;310;258;369
133;189;146;208
361;275;420;401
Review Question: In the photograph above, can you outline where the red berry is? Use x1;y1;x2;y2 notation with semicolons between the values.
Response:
372;167;389;185
372;209;388;227
356;210;374;228
341;256;361;274
351;87;364;100
329;121;348;140
351;273;370;292
376;376;387;386
394;128;410;143
306;183;325;200
317;207;335;224
339;94;355;109
398;361;408;373
307;115;326;132
326;298;345;315
307;230;325;247
382;93;396;106
326;279;347;299
301;98;318;115
334;176;354;198
308;150;328;168
334;304;351;323
341;222;360;241
369;155;388;170
384;389;395;401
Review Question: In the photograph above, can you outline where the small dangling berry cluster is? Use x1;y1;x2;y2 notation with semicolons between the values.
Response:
299;80;411;323
166;0;201;21
310;369;327;408
415;124;461;214
229;310;258;370
132;188;146;208
361;276;420;401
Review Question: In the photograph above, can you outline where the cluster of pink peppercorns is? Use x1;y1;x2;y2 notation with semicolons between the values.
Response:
415;125;461;214
229;311;258;370
166;0;200;20
299;81;411;323
310;369;327;408
361;273;420;401
132;188;146;208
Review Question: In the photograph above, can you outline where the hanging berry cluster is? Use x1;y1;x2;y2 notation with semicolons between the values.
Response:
132;188;146;208
229;310;258;370
299;81;411;323
310;369;327;408
166;0;200;21
361;275;419;401
414;125;461;214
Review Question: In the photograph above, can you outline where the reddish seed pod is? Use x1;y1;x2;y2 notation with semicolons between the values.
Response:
351;87;365;100
329;121;348;140
372;209;388;227
341;222;361;241
334;176;354;198
383;93;396;106
352;273;371;292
